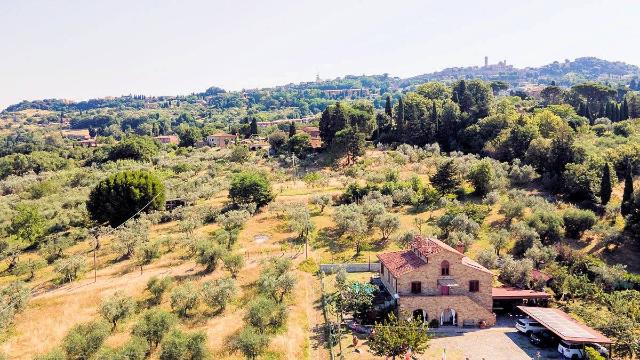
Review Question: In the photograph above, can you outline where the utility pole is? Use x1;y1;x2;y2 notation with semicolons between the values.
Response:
91;228;99;283
320;272;335;360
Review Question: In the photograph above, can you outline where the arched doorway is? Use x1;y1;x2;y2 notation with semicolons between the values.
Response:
412;309;427;324
440;308;457;326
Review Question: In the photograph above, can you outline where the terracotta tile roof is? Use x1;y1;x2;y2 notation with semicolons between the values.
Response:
377;235;493;277
411;235;466;257
531;269;552;282
492;286;550;299
209;133;237;138
376;250;426;277
412;235;493;274
462;257;494;274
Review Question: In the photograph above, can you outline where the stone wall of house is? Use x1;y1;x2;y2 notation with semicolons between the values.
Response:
398;294;496;327
395;251;493;310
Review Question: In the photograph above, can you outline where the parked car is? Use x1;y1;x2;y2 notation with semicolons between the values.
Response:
558;340;585;359
346;321;371;335
515;318;547;335
529;330;558;347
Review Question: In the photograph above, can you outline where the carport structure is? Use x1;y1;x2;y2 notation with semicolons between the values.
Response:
517;306;613;356
492;286;550;313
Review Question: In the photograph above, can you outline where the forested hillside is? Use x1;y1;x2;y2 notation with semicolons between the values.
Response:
1;59;640;359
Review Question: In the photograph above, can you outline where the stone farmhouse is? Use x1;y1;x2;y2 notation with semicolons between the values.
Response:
377;235;496;327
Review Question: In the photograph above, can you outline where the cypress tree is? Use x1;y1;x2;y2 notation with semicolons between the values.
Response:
598;103;606;118
600;163;612;206
250;118;258;135
289;122;296;137
605;102;612;119
384;95;392;117
431;101;438;142
395;97;405;142
622;99;630;120
585;103;593;123
622;162;634;216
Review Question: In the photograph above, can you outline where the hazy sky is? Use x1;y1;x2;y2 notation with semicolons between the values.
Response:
1;0;639;110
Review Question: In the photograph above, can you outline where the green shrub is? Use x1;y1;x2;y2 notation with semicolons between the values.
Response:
467;158;506;195
244;296;287;332
107;136;159;162
194;240;224;273
146;276;173;305
7;204;46;246
96;337;148;360
170;282;199;317
222;252;244;278
201;277;236;311
62;320;111;360
53;255;85;283
227;145;251;163
33;349;66;360
563;208;597;238
235;326;269;360
0;281;30;318
527;210;564;244
133;308;176;348
159;330;209;360
585;346;606;360
228;171;274;208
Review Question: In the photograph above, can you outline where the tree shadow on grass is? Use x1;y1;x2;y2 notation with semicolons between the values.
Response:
315;227;348;254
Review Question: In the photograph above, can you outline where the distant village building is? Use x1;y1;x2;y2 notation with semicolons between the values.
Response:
154;135;180;145
301;126;322;148
301;126;320;138
240;137;270;151
62;129;91;141
322;88;370;99
256;116;316;128
79;138;98;147
206;133;237;148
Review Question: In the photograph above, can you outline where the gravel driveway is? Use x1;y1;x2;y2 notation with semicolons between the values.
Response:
417;315;562;360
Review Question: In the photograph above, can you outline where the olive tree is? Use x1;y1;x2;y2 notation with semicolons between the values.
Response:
201;277;237;311
235;326;269;360
133;308;175;348
309;193;332;213
54;255;85;283
146;276;173;305
170;282;199;317
159;330;208;360
99;291;135;330
62;320;111;360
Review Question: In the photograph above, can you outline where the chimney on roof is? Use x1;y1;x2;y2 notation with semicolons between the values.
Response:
455;243;465;254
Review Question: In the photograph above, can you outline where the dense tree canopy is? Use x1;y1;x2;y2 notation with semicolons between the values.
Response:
87;170;165;227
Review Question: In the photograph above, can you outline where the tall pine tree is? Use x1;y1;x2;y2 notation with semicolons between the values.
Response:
395;97;405;142
598;103;606;118
621;99;630;120
600;163;612;206
385;95;392;117
250;118;258;135
622;162;634;216
289;121;296;137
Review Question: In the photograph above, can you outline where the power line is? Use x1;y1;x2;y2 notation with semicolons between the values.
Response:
0;192;164;316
